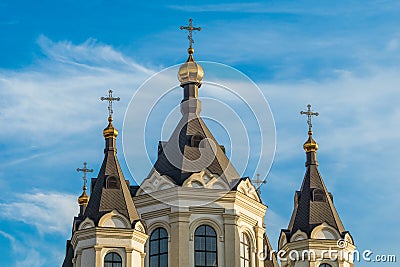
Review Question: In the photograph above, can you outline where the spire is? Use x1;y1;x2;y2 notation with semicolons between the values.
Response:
77;162;93;215
300;104;319;166
178;18;204;110
151;20;240;186
84;90;140;225
282;105;345;238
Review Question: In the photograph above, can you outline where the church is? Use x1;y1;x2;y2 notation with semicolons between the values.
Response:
62;20;356;267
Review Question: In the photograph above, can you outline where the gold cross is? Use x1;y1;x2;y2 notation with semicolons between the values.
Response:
251;173;266;194
180;18;201;48
77;162;94;189
101;89;120;117
300;104;319;132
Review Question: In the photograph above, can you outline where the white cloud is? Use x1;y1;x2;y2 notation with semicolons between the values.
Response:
0;36;154;146
0;191;78;235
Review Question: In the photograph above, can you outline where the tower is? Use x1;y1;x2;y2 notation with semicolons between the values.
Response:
278;105;355;267
133;19;278;267
62;90;148;267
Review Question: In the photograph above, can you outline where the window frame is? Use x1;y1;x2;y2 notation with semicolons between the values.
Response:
240;232;252;267
194;225;218;267
104;252;122;267
149;227;169;267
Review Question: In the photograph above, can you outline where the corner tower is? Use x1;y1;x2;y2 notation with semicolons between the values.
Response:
62;90;148;267
279;105;355;267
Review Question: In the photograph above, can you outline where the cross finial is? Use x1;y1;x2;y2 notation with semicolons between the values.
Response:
77;162;94;190
300;104;319;132
101;89;120;118
180;18;201;49
251;173;266;194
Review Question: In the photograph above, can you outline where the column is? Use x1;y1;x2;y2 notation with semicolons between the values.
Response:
169;211;191;267
223;214;240;267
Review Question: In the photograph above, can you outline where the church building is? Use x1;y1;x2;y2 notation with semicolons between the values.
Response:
62;20;355;267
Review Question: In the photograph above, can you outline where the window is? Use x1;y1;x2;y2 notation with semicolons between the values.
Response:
319;264;332;267
191;135;204;147
104;252;122;267
149;227;168;267
195;225;217;267
106;176;119;189
313;189;326;202
240;233;251;267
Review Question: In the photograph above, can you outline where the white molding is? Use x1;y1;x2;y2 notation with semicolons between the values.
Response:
136;169;175;195
289;229;308;242
98;210;131;229
236;179;260;202
78;217;95;230
189;217;224;242
311;222;340;240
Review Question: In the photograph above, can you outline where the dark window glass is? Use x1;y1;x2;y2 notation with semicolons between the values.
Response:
192;135;204;147
313;189;326;202
104;252;122;267
106;176;119;189
194;225;218;267
149;227;168;267
240;233;251;267
319;264;332;267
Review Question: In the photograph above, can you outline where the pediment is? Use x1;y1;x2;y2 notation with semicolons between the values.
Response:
136;169;176;195
182;170;230;189
236;179;260;201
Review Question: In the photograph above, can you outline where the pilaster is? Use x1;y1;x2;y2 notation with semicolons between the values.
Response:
169;211;191;266
223;214;240;267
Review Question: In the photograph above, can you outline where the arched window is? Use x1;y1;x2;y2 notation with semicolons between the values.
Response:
240;233;251;267
106;176;120;189
149;227;168;267
319;264;332;267
313;189;326;202
194;225;217;267
104;252;122;267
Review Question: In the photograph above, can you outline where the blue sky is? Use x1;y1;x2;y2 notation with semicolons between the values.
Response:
0;0;399;266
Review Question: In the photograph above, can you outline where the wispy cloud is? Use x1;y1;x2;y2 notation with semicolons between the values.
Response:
0;36;154;147
0;191;78;235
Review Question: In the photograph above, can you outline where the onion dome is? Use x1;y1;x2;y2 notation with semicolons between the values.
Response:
78;187;89;205
178;47;204;85
103;116;118;139
303;131;319;152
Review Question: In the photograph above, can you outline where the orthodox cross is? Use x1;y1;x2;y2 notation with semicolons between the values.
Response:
101;89;120;117
300;104;319;132
77;162;94;189
180;18;201;48
252;173;266;194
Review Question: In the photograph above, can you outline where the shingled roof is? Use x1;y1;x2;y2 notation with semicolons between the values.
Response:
84;117;140;225
154;112;240;186
283;132;345;238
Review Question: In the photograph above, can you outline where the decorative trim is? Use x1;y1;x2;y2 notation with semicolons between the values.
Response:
311;222;340;240
189;218;224;242
141;208;171;220
98;210;131;229
189;206;225;214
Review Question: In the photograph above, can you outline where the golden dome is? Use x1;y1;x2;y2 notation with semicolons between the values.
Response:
103;116;118;139
303;131;319;152
78;187;89;205
178;48;204;85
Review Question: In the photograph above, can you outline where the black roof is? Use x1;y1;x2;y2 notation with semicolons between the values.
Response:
154;113;240;186
283;146;346;239
84;124;140;225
